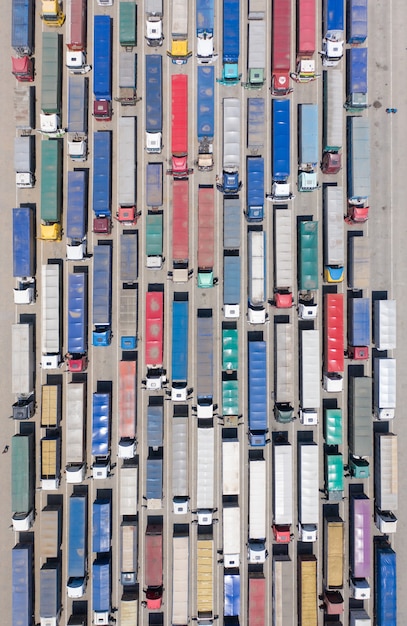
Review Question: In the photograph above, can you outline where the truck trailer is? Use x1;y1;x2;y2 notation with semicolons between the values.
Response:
298;220;318;318
67;75;88;161
67;493;87;598
92;391;111;479
248;458;266;562
145;291;165;389
66;171;87;259
219;0;240;84
12;207;35;304
374;358;396;420
40;563;61;626
146;211;163;266
375;543;397;626
121;521;138;585
65;382;86;482
172;534;189;624
41;434;61;490
298;442;319;542
12;0;34;57
374;433;398;533
349;494;371;599
119;1;137;49
274;322;294;422
12;543;33;626
348;376;372;478
120;463;138;516
93;557;111;624
118;360;137;458
197;66;215;170
346;48;368;111
196;310;214;418
116;51;138;105
245;21;266;88
223;254;241;319
40;505;61;560
348;234;370;289
93;499;111;553
247;97;265;152
348;296;370;359
93;16;112;120
222;438;240;495
41;384;61;428
223;505;241;568
272;556;294;626
374;299;396;351
11;433;34;530
347;0;367;43
246;156;265;221
273;441;293;543
298;555;318;626
92;131;112;233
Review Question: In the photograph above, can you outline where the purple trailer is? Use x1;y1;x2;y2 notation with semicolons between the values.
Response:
350;494;371;600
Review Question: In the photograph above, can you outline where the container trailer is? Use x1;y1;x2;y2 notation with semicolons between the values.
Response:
248;341;267;445
66;171;87;259
298;442;319;542
172;178;190;282
145;55;163;153
197;66;215;170
248;458;266;562
274;322;294;422
374;433;398;533
65;382;86;482
93;16;112;120
92;244;112;346
12;207;35;304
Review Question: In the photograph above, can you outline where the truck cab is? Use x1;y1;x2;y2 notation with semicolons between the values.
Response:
67;577;87;599
350;578;371;600
146;369;166;390
92;328;112;347
66;464;86;484
323;590;344;615
274;403;294;423
347;202;369;223
146;17;164;46
173;496;189;515
269;182;293;202
321;37;344;67
11;56;34;82
248;540;266;564
221;171;241;194
14;282;35;305
197;509;213;526
272;524;291;544
93;100;112;122
40;223;62;242
321;152;341;174
375;509;397;533
299;408;318;425
298;300;318;320
298;523;317;542
197;397;213;419
12;397;35;420
67;355;87;373
66;50;90;74
274;291;293;309
198;269;214;289
12;510;34;532
323;373;343;392
92;458;110;480
40;113;63;136
349;456;370;479
41;0;65;26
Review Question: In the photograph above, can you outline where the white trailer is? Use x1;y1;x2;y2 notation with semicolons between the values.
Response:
274;208;293;294
248;21;265;72
324;186;344;282
325;68;343;152
65;383;86;483
222;440;240;495
172;416;189;514
120;464;138;516
172;0;188;37
273;443;293;526
223;98;241;170
374;433;398;533
196;426;215;525
12;323;34;396
298;442;319;542
248;458;266;563
14;136;34;188
118;117;136;211
172;535;189;625
374;358;396;420
223;506;240;567
274;323;294;421
248;230;266;324
374;300;396;351
41;265;61;369
348;235;370;289
300;330;320;425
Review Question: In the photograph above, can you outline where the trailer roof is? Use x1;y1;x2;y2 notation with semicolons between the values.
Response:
172;178;189;261
118;361;136;440
145;291;164;366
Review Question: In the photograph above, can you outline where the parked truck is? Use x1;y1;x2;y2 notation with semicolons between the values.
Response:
12;207;35;304
348;234;370;289
117;116;136;224
93;557;111;624
121;521;137;585
65;382;86;482
244;21;266;88
145;0;163;46
145;521;163;609
116;52;138;105
67;75;88;161
168;0;191;63
322;0;344;66
298;442;319;542
293;0;317;82
246;157;265;221
350;494;371;599
198;185;215;287
14;136;34;187
118;360;137;458
324;186;344;282
92;391;111;479
300;329;320;425
220;98;241;193
67;272;88;372
325;453;344;501
41;384;61;428
224;574;240;618
172;413;189;513
347;0;367;43
41;32;62;134
247;230;266;324
12;543;33;626
119;1;137;50
11;433;34;530
40;563;61;626
196;0;216;62
322;69;343;174
375;543;397;626
40;505;61;560
93;499;111;554
272;0;292;94
12;0;34;58
248;340;267;445
272;556;294;626
172;178;189;281
120;463;138;516
348;376;372;478
67;171;87;259
374;358;396;420
224;196;240;246
197;538;214;622
196;310;214;418
298;104;319;191
146;162;163;209
298;220;318;318
14;84;34;130
222;438;240;495
298;555;318;626
219;0;240;84
40;139;62;241
92;244;112;346
93;131;111;233
67;493;87;598
346;48;368;111
171;299;189;400
247;97;265;152
41;264;61;369
197;66;215;170
93;16;112;121
66;0;89;72
249;574;266;625
274;321;295;423
222;505;240;567
145;291;165;389
196;425;215;524
273;441;293;543
40;0;65;26
170;74;192;176
374;299;396;350
273;208;293;308
374;433;398;533
248;458;266;562
348;296;370;359
270;99;292;201
172;534;189;624
41;434;61;490
223;254;241;319
145;55;162;153
12;323;34;419
346;116;370;223
324;293;344;392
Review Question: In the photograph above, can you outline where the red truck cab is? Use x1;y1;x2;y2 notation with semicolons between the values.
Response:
12;57;34;82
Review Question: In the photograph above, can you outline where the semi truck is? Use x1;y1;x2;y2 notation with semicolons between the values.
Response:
198;185;215;287
117;116;136;224
145;0;163;46
12;54;34;82
221;98;241;193
248;230;266;323
298;220;318;318
40;0;65;26
67;171;87;259
374;433;398;533
40;32;62;134
120;463;138;516
145;55;163;153
322;69;343;174
272;556;294;626
14;136;35;187
197;538;214;622
93;131;112;233
298;442;319;542
273;441;293;543
12;207;35;304
144;521;163;609
247;97;265;152
40;505;61;560
375;543;397;626
346;48;368;111
93;557;111;624
12;543;33;626
374;358;396;420
197;66;215;170
67;493;87;598
348;235;370;289
41;264;61;369
271;0;292;94
324;293;344;392
196;425;215;524
121;521;138;585
322;0;344;66
222;438;240;495
41;434;61;490
248;340;267;445
298;104;319;191
298;555;318;626
12;323;35;419
196;0;216;62
14;84;34;130
92;244;112;346
325;453;344;501
118;360;137;458
65;382;86;482
348;376;372;478
270;99;292;200
348;296;370;359
172;534;189;624
12;0;33;57
324;186;344;282
249;574;266;625
219;0;240;84
196;310;214;418
223;253;241;318
374;299;396;350
248;458;266;563
41;384;61;428
92;391;111;479
145;291;165;389
168;0;191;63
347;0;367;43
40;139;62;241
93;499;111;553
293;0;317;82
274;322;294;422
93;16;112;121
273;208;293;308
246;157;264;221
170;74;192;177
116;52;138;105
349;494;371;599
172;413;189;513
11;433;34;530
171;298;189;400
66;0;89;72
346;116;370;223
172;178;190;281
67;272;88;372
300;329;320;425
119;1;137;49
67;76;88;160
245;21;266;88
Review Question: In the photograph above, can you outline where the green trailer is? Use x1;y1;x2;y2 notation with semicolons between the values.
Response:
222;328;238;371
326;454;344;502
222;373;239;419
119;2;137;48
324;408;343;445
146;212;163;269
12;434;35;531
40;139;62;240
298;221;318;291
41;32;61;115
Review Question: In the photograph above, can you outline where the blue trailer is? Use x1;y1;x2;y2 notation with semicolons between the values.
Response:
271;99;292;201
67;494;87;598
246;156;264;221
248;341;267;446
93;499;111;553
145;55;163;153
93;557;111;624
92;392;111;479
347;0;367;43
247;97;265;151
223;254;241;319
12;543;33;626
67;171;87;260
146;457;163;501
93;16;112;120
219;0;240;84
12;0;33;56
12;207;35;304
298;103;319;192
322;0;345;67
224;573;240;617
196;0;215;62
197;311;214;418
92;131;111;234
346;48;368;110
67;75;88;161
147;404;164;448
171;300;189;401
92;245;112;346
348;297;370;354
146;162;163;208
197;66;215;170
347;116;370;220
375;543;396;626
224;198;241;249
67;273;87;372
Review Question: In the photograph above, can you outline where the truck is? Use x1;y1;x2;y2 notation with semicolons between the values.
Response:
198;185;215;287
11;434;34;530
248;458;266;562
247;97;265;152
298;104;319;192
374;358;396;420
270;99;292;201
40;32;62;134
146;162;163;211
298;555;317;626
222;370;239;421
121;521;138;585
375;543;397;625
67;171;87;259
221;98;241;193
14;136;35;187
118;360;137;458
346;116;370;223
223;505;240;567
271;0;292;94
273;207;293;308
119;242;138;344
196;310;214;418
348;376;372;478
40;139;62;241
219;0;240;84
224;197;241;248
322;69;343;174
172;534;189;624
324;407;342;445
349;609;372;625
272;556;294;626
67;493;87;598
12;543;33;626
300;329;320;425
67;273;88;372
248;340;267;445
324;518;344;605
298;442;319;542
93;557;111;624
273;441;293;543
324;186;344;282
12;324;35;419
325;453;344;501
172;178;190;281
171;299;189;400
40;563;61;626
40;0;65;26
348;296;370;359
12;54;34;82
347;0;367;43
116;52;138;105
145;291;165;389
92;391;111;479
120;231;138;284
345;48;368;111
197;66;215;170
196;0;216;63
40;505;61;560
11;0;33;57
65;382;86;483
374;300;396;350
41;434;61;490
92;245;112;346
224;254;241;319
145;55;163;153
248;230;266;324
14;84;34;130
168;0;191;63
145;521;163;609
120;463;138;516
147;402;163;451
248;574;266;625
117;116;136;224
93;131;112;234
374;433;398;533
246;157;264;221
93;16;112;121
348;235;370;289
322;0;344;66
67;75;88;161
197;539;214;621
349;494;371;599
222;438;240;495
119;1;137;50
172;413;189;513
145;0;163;46
224;574;240;617
170;74;192;177
196;425;215;524
244;21;266;88
324;293;344;392
293;0;317;82
146;212;163;268
120;594;138;625
274;323;294;423
41;264;61;369
66;0;90;72
41;384;61;428
93;499;111;553
298;220;318;318
12;207;35;304
222;326;238;371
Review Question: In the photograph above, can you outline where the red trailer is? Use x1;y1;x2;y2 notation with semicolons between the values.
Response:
293;0;317;82
248;575;266;625
324;293;344;393
170;75;191;177
145;292;164;367
272;0;292;95
145;523;163;609
198;185;215;288
172;178;189;282
67;0;86;50
118;360;136;458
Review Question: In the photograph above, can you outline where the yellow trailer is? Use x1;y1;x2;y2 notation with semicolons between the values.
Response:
298;554;317;626
197;539;213;616
41;384;61;427
325;518;344;588
40;436;61;490
120;595;138;626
